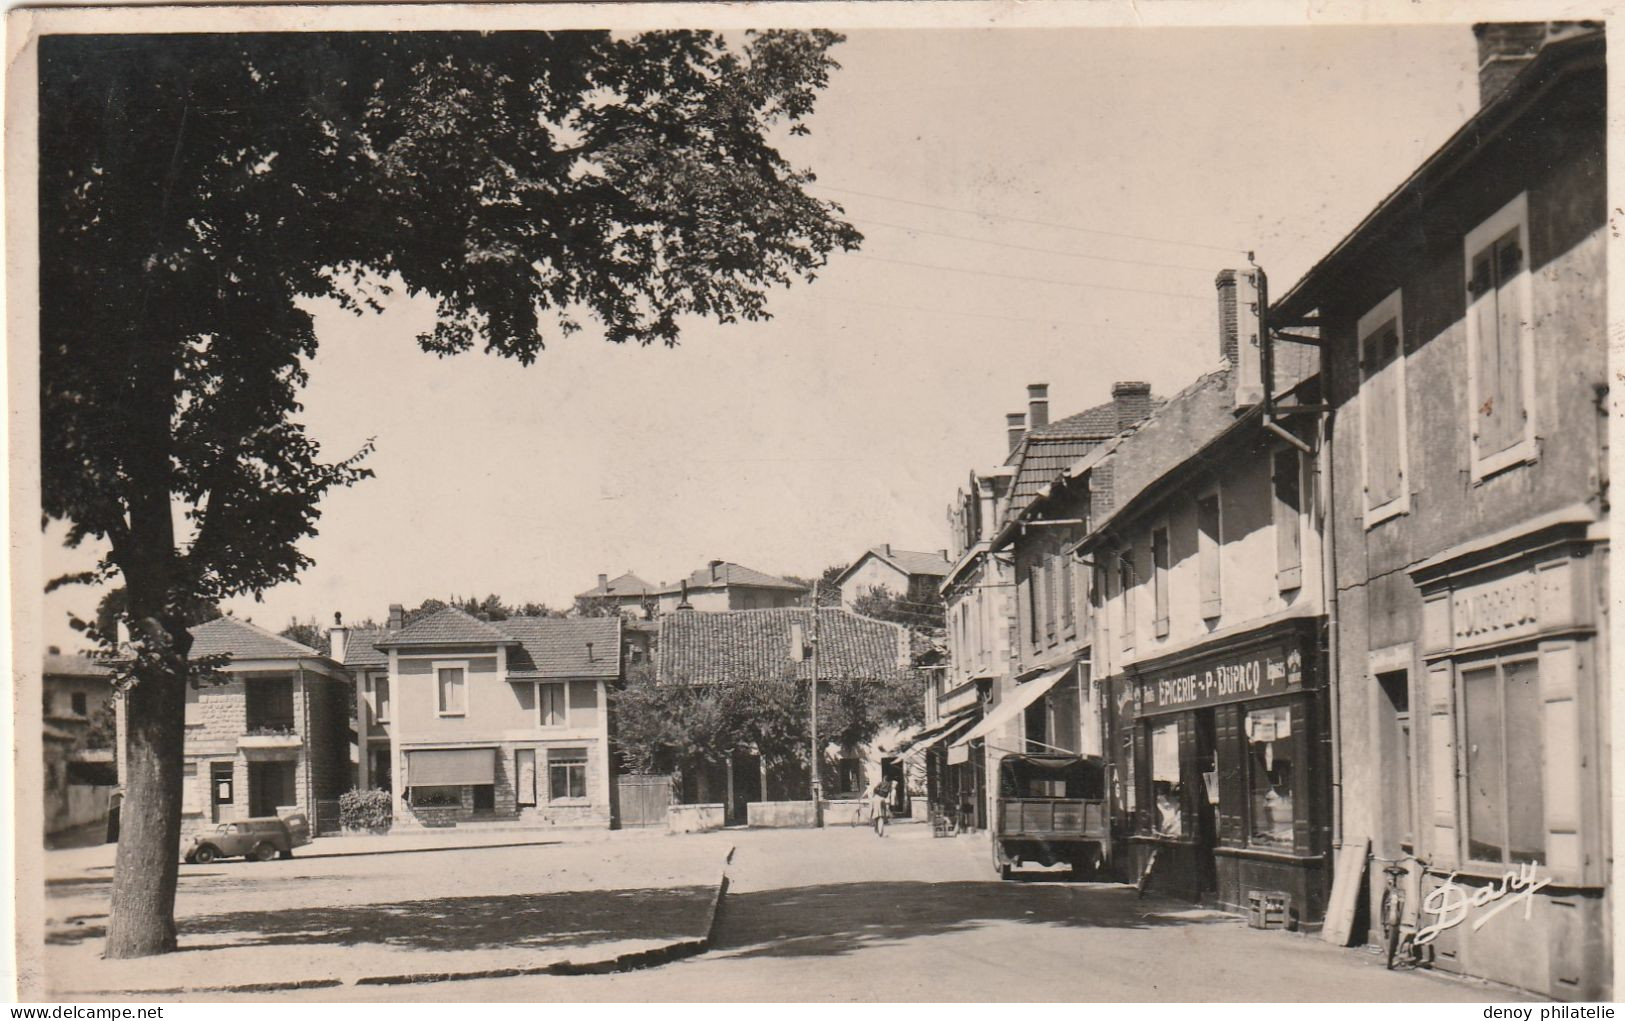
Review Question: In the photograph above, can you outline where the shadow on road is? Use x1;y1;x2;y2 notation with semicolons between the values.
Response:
48;884;717;953
713;881;1228;960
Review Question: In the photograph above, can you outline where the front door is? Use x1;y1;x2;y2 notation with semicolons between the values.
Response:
1192;710;1219;896
210;762;235;822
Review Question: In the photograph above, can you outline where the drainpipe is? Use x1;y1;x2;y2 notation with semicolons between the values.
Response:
1320;409;1343;853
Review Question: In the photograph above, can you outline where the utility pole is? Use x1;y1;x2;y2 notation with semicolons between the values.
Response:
809;578;822;823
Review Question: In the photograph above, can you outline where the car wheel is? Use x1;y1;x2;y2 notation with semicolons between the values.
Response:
192;845;218;865
250;842;277;863
279;850;294;860
1000;863;1013;881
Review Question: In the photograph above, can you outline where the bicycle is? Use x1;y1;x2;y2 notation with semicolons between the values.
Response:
1373;852;1427;970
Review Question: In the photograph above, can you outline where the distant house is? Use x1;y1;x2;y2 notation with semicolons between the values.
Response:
42;649;116;837
338;606;623;829
653;560;807;614
834;545;951;608
657;606;910;822
114;616;352;835
574;571;659;617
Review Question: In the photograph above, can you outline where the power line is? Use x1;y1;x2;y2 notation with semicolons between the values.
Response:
847;253;1211;302
853;216;1219;274
836;294;1207;336
811;183;1249;256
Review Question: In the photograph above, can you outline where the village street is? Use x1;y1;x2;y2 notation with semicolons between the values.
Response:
45;823;1530;1003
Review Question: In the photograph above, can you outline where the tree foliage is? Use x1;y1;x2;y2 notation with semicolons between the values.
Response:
850;581;946;630
39;29;857;957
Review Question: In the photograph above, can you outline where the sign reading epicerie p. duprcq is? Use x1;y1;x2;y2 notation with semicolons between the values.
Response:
1138;642;1304;713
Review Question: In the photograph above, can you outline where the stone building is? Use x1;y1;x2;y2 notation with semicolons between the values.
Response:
114;616;352;835
1267;22;1607;999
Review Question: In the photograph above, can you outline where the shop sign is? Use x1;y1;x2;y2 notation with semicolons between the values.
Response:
1450;568;1540;649
1139;642;1304;713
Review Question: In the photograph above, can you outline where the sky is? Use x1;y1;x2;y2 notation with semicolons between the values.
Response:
40;22;1479;648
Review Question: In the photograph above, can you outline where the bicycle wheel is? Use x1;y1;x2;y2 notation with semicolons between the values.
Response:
1381;887;1402;970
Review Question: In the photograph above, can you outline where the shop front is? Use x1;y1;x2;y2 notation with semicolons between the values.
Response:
1404;511;1609;1000
1116;617;1329;928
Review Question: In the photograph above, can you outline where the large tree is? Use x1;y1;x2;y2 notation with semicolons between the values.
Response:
40;30;858;957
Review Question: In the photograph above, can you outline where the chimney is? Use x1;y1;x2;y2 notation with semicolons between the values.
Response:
1472;22;1596;106
1006;412;1026;454
938;549;949;561
586;641;595;662
883;543;892;557
329;620;348;664
597;573;609;592
1111;381;1153;433
48;645;60;655
708;560;723;583
677;579;693;611
1216;269;1264;407
387;603;404;630
1027;383;1050;430
1215;270;1239;366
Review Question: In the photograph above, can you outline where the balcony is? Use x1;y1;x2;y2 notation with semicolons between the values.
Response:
239;723;302;758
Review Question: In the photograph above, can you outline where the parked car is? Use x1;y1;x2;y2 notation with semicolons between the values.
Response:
184;812;310;863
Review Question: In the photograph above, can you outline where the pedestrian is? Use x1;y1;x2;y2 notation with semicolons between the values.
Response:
869;778;894;837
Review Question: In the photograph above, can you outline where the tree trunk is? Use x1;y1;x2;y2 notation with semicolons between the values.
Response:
105;653;186;957
104;343;186;959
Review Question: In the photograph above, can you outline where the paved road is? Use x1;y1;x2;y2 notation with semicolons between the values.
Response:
173;823;1527;1002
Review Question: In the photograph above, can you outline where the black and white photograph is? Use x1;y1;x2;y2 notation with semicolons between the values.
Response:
6;1;1618;1006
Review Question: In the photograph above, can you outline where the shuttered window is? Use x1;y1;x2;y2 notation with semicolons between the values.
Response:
1118;548;1136;653
1360;317;1404;507
1060;553;1076;636
1461;654;1545;866
1197;494;1221;619
1273;448;1303;591
1468;230;1528;457
1152;527;1170;638
437;666;466;716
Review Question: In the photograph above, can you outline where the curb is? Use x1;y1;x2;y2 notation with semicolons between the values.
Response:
358;843;737;987
67;844;738;996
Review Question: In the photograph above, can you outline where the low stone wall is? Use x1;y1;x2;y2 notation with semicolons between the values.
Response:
821;799;870;828
669;803;725;834
746;800;817;828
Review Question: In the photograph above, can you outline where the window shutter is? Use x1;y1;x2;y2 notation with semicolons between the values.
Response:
1539;641;1584;883
1426;662;1459;868
1216;705;1244;844
184;683;201;726
1018;574;1034;653
1290;699;1313;854
1494;235;1527;450
1274;450;1303;590
1177;714;1198;839
1470;248;1506;457
1132;723;1151;835
1198;496;1222;618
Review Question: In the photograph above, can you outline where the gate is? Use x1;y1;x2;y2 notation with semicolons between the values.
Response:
617;773;673;828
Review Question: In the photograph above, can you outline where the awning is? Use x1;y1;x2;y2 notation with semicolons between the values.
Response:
894;709;979;761
950;663;1076;752
406;747;496;786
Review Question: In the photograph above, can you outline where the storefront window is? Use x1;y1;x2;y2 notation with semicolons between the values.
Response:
1463;655;1545;865
1151;720;1182;837
1246;705;1294;848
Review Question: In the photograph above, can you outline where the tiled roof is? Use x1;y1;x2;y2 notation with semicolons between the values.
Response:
374;606;517;649
868;547;951;578
189;616;320;661
342;627;391;669
655;562;808;595
43;652;111;678
658;607;907;684
574;571;658;601
1003;394;1164;522
496;617;622;679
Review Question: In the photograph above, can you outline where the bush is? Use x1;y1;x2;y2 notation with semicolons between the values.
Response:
339;787;393;832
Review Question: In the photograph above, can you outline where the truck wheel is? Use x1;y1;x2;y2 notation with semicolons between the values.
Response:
250;842;277;862
279;849;294;860
1000;863;1013;880
192;845;218;865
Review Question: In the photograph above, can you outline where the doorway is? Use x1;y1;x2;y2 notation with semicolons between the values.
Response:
247;761;296;817
728;753;762;825
1192;710;1219;896
210;762;236;822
